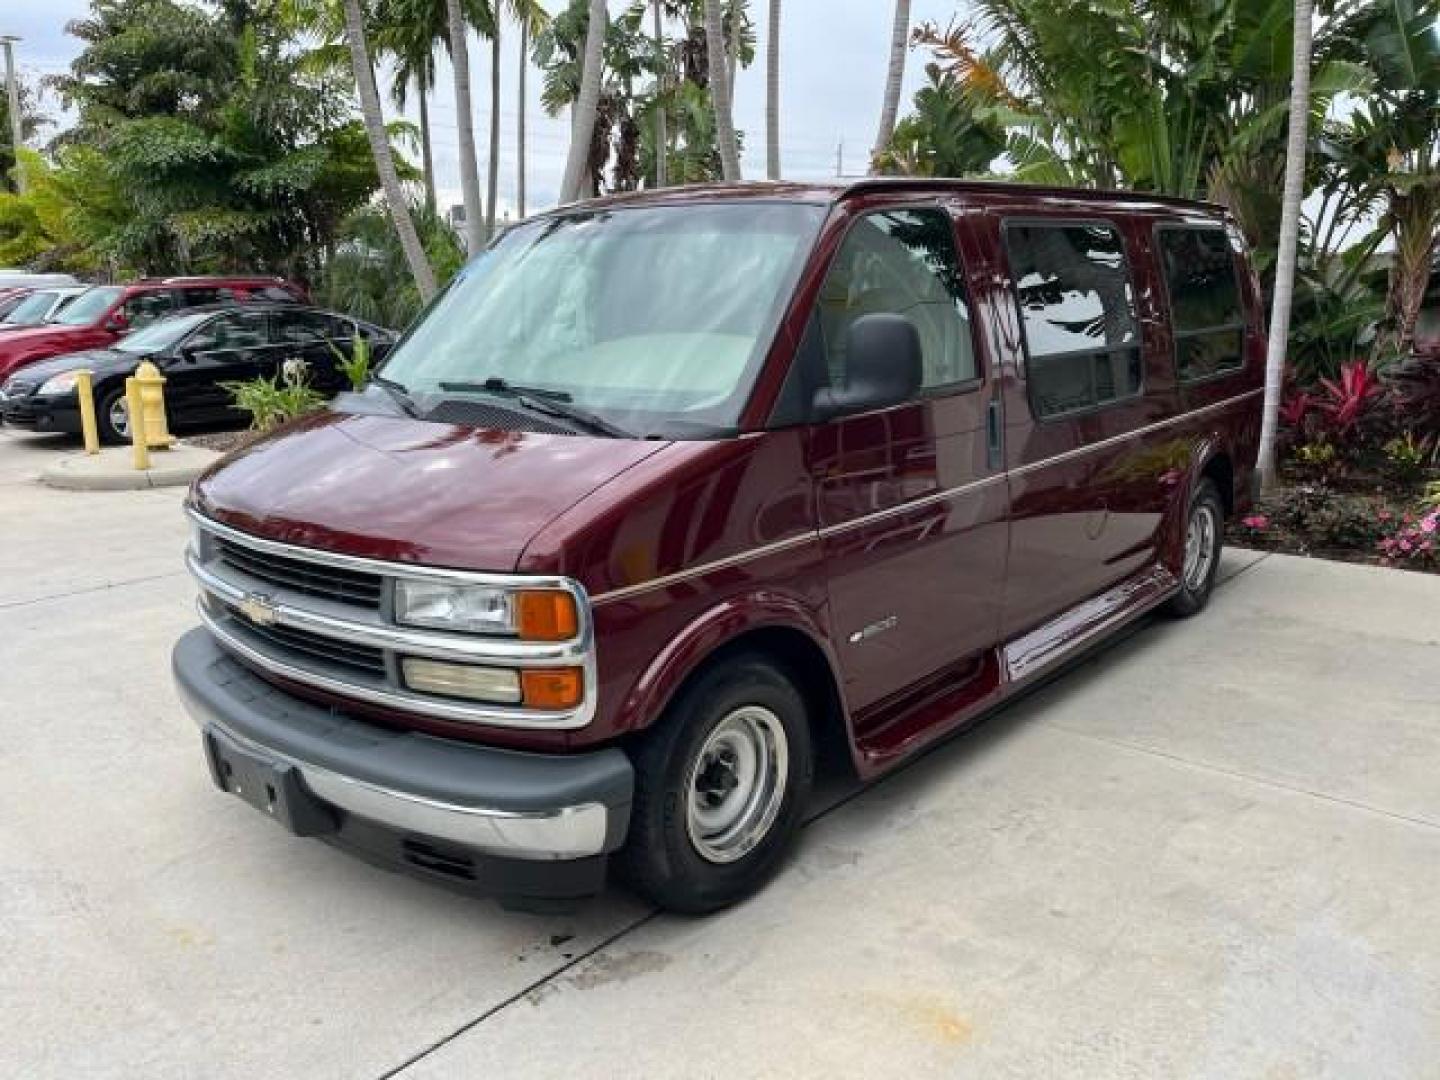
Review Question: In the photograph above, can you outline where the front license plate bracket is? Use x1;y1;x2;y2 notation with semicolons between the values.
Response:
203;729;339;837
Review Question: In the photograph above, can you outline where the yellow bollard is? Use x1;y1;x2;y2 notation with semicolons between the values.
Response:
133;360;175;448
74;370;100;456
125;376;150;471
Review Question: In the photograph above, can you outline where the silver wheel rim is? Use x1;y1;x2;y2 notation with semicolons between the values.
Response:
108;396;129;439
685;705;789;865
1183;501;1218;592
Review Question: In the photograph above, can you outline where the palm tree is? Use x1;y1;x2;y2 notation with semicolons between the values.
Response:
871;0;910;171
560;0;608;202
371;0;446;213
765;0;780;179
517;14;528;216
705;0;741;179
1257;0;1316;492
340;0;438;299
653;0;667;187
446;0;486;253
486;14;501;234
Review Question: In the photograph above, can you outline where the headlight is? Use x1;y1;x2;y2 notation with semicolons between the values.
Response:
38;372;81;396
394;580;579;641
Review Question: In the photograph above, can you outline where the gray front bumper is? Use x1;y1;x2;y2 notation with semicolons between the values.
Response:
172;628;633;862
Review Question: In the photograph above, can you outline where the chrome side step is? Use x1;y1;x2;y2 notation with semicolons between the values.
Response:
1002;565;1179;684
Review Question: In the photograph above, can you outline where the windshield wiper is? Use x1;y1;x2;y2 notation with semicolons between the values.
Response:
369;373;421;419
438;378;632;438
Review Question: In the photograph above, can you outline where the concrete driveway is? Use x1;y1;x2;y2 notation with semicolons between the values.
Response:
4;426;1439;1079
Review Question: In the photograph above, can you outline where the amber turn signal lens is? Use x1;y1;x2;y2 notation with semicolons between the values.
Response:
521;667;584;710
515;590;579;641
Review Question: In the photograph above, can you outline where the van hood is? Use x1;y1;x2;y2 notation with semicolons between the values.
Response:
191;410;670;572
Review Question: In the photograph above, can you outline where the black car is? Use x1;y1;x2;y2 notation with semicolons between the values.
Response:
0;305;396;443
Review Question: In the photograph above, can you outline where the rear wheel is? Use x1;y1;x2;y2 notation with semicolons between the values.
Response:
1167;478;1224;617
617;655;813;914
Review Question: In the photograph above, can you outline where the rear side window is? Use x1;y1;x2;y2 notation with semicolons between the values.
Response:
181;287;235;306
815;208;978;391
123;290;179;329
1005;221;1141;419
1157;226;1245;381
187;310;271;352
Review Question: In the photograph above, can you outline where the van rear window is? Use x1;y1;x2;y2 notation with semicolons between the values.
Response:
1157;226;1245;381
1005;221;1141;419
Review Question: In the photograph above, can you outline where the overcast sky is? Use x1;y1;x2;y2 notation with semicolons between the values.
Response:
4;0;965;218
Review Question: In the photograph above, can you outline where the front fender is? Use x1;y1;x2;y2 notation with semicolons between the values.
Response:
614;589;848;740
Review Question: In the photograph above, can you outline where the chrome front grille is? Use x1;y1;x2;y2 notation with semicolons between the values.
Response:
215;534;383;608
186;509;597;730
224;603;387;677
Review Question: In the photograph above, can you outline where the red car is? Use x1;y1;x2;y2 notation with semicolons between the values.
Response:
0;276;306;381
174;181;1264;913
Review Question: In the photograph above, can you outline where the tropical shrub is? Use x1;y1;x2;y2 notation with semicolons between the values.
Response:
223;358;326;432
1375;508;1440;568
330;334;373;393
317;201;464;330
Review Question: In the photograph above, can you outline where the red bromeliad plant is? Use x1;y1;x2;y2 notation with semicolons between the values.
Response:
1279;391;1314;430
1316;361;1383;435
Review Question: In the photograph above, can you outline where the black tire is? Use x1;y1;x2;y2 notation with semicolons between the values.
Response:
95;384;130;445
617;654;814;914
1167;477;1224;617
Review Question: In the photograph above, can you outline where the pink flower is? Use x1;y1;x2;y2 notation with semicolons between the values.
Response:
1241;514;1269;530
1421;514;1438;535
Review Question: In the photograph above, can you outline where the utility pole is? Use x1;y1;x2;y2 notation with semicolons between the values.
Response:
1;36;23;195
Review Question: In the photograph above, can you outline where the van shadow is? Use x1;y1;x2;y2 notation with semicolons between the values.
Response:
801;608;1182;832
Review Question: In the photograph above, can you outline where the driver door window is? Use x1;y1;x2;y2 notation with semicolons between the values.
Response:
816;208;977;392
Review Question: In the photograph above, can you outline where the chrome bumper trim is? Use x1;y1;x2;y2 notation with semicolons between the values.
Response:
200;716;609;860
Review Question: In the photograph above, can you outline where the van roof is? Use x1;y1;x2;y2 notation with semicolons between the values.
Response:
552;179;1229;218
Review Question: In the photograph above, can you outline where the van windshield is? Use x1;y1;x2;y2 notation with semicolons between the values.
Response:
377;202;825;436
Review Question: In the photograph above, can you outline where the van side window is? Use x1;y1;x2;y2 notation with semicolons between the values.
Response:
816;208;977;392
1005;222;1141;418
1157;226;1245;381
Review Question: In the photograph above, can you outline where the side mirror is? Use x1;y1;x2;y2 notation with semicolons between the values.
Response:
105;312;128;333
811;313;922;422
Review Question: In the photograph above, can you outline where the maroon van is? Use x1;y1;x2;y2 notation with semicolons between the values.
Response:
173;181;1263;912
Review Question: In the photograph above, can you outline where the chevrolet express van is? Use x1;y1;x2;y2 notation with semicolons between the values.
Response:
173;181;1264;913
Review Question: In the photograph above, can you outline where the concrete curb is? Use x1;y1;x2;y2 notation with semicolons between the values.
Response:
41;445;220;491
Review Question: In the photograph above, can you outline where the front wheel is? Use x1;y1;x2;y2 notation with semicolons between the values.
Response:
96;385;131;445
617;655;813;914
1167;477;1224;617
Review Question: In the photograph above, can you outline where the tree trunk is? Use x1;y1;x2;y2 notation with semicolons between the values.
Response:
870;0;910;171
726;0;739;104
418;68;436;213
486;19;501;234
766;0;780;180
705;0;741;180
560;0;608;204
446;0;485;254
1257;0;1315;493
518;16;527;218
654;0;667;187
1378;188;1439;359
341;0;436;300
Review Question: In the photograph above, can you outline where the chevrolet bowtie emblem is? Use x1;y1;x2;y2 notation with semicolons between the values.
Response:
238;592;281;627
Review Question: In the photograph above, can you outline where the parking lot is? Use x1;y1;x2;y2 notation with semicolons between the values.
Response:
5;426;1440;1079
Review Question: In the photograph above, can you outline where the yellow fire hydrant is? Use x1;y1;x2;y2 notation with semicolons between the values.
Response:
132;360;175;450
